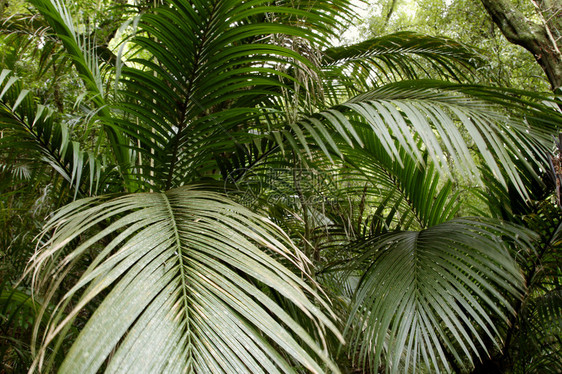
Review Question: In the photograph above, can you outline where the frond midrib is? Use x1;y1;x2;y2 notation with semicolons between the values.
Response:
161;191;193;371
165;0;222;190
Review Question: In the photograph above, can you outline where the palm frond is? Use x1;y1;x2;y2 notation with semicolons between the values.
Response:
0;12;65;77
111;0;352;190
344;218;535;373
323;31;481;95
29;186;342;373
27;0;102;97
0;69;108;198
284;80;556;199
27;0;130;170
514;289;562;374
340;130;462;230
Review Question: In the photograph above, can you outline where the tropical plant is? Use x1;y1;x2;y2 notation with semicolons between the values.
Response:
0;0;561;373
359;0;551;92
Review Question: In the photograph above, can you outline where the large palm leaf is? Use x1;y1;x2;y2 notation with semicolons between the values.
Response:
30;186;342;373
109;0;350;190
308;136;532;372
283;80;557;199
344;218;535;373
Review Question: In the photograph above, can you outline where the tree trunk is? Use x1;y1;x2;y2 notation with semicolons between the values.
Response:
479;0;562;92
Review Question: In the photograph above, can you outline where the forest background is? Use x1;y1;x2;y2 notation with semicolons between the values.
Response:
1;0;561;373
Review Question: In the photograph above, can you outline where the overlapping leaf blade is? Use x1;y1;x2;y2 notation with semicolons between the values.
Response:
112;0;351;190
345;218;534;373
283;80;555;199
26;0;130;170
0;69;107;197
323;31;481;92
30;187;342;373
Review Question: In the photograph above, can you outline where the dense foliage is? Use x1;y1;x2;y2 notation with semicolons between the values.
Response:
1;0;561;373
359;0;552;91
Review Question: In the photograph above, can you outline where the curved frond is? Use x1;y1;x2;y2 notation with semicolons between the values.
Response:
340;130;462;230
27;0;130;170
284;81;557;198
27;0;102;98
345;218;534;373
29;186;342;373
0;69;108;197
112;0;352;189
323;31;481;94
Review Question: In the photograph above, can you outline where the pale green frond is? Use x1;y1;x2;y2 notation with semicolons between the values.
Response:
288;81;555;199
345;218;535;373
29;186;342;374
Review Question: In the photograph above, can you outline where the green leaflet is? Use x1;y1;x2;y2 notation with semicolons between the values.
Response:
30;186;342;374
345;218;534;373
